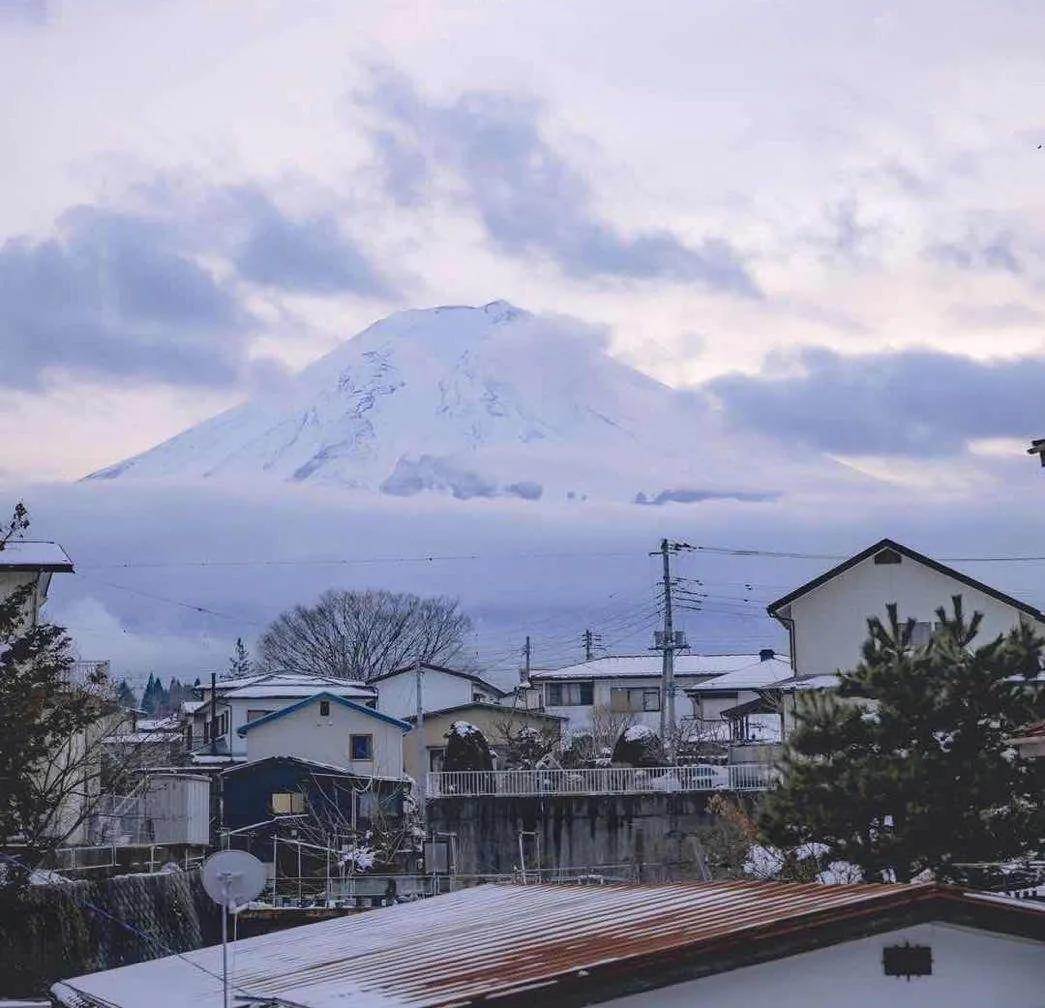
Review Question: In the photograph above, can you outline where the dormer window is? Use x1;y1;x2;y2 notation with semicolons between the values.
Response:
874;548;902;565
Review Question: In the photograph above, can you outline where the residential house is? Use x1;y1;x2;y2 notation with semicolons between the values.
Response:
402;701;566;777
219;755;407;869
236;692;411;779
372;662;508;721
1012;720;1045;759
103;711;186;772
188;672;377;761
527;652;786;738
55;880;1045;1008
0;538;125;848
767;538;1045;680
0;538;74;624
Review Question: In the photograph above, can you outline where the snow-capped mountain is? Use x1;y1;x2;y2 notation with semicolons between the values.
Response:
85;301;799;503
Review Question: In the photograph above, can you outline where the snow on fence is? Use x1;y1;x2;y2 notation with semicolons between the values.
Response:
426;763;776;798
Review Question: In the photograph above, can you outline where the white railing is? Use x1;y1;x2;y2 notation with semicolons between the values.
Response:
426;764;776;798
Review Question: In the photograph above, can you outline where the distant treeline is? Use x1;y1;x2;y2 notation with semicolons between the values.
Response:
115;674;199;716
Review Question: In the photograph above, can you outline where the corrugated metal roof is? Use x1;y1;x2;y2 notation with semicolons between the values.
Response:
53;880;1037;1008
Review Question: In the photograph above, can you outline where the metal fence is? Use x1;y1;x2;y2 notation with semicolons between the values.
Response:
262;864;659;907
87;792;151;846
426;763;775;798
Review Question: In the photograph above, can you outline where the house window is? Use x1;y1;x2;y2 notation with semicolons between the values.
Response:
610;687;661;713
545;682;594;706
271;792;305;815
909;621;933;646
246;709;272;723
350;734;374;760
429;748;445;772
206;711;229;741
319;699;330;717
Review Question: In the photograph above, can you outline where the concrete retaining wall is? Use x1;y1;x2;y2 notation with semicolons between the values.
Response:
428;793;716;878
0;869;220;999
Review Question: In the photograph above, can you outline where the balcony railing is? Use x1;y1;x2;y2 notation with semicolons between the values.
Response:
426;763;776;798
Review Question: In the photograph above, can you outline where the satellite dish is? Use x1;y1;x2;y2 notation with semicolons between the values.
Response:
202;850;267;908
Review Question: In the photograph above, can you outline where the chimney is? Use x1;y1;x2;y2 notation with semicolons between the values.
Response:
759;648;775;662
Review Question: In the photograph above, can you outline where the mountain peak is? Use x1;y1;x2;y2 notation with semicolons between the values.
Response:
84;302;778;504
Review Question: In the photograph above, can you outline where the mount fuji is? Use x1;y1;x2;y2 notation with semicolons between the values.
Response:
85;301;809;504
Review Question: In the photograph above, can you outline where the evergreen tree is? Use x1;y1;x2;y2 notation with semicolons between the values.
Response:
0;500;117;872
227;637;253;678
141;673;157;714
443;721;494;771
165;677;187;713
115;679;137;708
612;725;666;767
762;597;1045;883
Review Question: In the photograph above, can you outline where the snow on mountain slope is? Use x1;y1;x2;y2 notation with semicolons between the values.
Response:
84;301;818;502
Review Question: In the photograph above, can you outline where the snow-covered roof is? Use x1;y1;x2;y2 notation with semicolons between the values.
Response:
187;753;245;766
683;657;795;692
236;692;411;735
51;881;1044;1008
403;701;566;723
220;754;405;781
372;662;507;696
530;653;789;682
0;539;73;572
204;673;376;702
773;674;841;693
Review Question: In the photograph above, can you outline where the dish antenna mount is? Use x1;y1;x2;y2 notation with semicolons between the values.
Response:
202;850;267;1008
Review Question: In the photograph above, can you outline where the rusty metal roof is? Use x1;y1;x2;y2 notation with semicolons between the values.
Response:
52;880;1044;1008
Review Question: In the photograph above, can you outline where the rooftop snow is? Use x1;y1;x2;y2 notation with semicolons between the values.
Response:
530;653;790;682
203;673;376;701
683;657;795;691
0;540;73;572
51;881;1042;1008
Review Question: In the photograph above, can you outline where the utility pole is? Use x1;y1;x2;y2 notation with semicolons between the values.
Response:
210;671;218;756
583;628;594;662
651;539;690;762
415;654;426;828
523;636;532;678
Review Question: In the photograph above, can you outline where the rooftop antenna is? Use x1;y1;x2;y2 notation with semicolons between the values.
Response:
202;850;267;1008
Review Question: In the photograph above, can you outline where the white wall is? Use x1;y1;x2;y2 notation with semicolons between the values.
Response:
787;553;1039;677
607;922;1043;1008
243;698;406;778
377;668;488;720
0;569;49;624
540;678;664;736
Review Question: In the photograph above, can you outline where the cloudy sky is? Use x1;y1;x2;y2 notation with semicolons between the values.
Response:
5;1;1045;684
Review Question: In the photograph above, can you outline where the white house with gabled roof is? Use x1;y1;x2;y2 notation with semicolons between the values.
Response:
190;672;377;760
767;537;1045;680
0;538;74;625
372;662;508;721
527;651;790;736
237;692;411;779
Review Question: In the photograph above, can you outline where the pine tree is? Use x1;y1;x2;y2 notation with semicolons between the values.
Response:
228;637;253;678
612;725;665;767
115;679;137;708
141;674;157;714
0;581;113;871
443;722;494;771
762;597;1045;883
